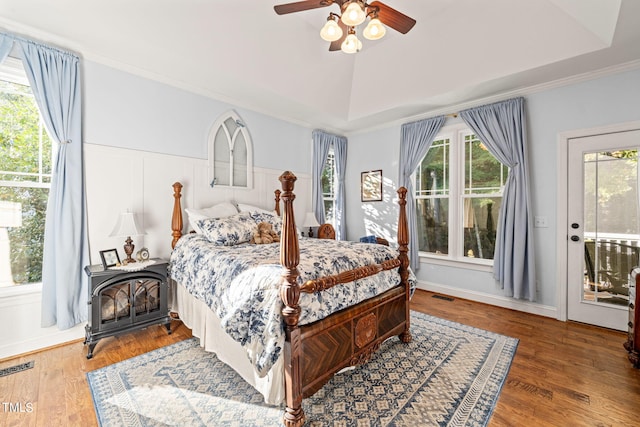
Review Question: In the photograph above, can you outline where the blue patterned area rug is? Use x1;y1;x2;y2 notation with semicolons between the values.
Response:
87;311;518;426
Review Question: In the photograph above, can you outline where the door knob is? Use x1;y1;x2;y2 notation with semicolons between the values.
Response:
570;235;580;242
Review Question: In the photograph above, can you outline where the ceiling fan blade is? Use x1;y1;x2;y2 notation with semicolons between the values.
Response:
369;1;416;34
329;20;349;51
274;0;334;15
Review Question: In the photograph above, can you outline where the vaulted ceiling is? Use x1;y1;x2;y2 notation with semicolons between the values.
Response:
1;0;639;133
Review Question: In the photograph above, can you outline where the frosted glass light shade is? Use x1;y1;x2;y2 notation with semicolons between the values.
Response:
341;33;362;53
363;18;386;40
320;19;343;41
341;2;366;26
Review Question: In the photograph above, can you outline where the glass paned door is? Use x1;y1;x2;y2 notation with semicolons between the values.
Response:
567;130;640;330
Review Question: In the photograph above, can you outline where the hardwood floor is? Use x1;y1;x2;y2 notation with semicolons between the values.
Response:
1;289;639;426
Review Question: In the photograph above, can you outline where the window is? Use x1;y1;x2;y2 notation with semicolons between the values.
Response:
0;56;53;286
414;126;507;262
208;110;253;189
322;147;336;225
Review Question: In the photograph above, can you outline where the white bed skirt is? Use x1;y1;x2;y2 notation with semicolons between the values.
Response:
174;282;285;405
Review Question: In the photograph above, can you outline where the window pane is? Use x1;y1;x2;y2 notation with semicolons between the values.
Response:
322;149;336;224
416;197;448;254
0;80;53;183
1;62;50;287
323;200;334;224
463;197;501;260
464;134;505;194
0;186;48;284
322;151;335;198
232;132;247;187
213;127;230;186
416;138;449;197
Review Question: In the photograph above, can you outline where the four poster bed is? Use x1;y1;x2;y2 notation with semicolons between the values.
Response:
168;171;413;426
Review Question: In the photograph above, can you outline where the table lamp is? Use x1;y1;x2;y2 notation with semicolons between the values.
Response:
110;211;144;264
302;212;320;237
0;201;22;287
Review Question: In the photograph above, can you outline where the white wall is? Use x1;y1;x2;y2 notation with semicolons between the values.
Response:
344;67;640;317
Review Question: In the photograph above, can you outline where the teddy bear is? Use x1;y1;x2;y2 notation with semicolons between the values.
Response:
251;221;280;244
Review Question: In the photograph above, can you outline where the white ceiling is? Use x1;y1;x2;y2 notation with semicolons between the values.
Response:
1;0;639;134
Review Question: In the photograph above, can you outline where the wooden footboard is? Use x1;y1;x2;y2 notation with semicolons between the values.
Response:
278;172;411;427
170;172;411;427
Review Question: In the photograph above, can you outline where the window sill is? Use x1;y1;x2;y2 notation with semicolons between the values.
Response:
418;253;493;273
0;282;42;298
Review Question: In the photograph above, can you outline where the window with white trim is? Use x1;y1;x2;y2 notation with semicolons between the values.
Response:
208;110;253;189
322;147;336;225
0;56;53;286
414;126;507;262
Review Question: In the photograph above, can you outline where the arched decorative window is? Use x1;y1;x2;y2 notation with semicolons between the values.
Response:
208;110;253;188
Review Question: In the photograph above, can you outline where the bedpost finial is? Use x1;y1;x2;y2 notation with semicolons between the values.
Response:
173;182;183;196
279;171;297;192
397;187;407;202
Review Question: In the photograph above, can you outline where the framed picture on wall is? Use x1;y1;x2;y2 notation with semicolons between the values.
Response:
361;170;383;202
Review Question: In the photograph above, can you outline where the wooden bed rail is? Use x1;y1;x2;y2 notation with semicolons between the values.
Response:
301;259;402;293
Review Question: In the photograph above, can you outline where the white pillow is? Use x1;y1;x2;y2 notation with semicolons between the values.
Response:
237;203;274;215
185;202;238;234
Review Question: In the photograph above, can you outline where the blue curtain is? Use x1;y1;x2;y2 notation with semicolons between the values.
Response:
312;130;347;238
0;33;14;62
398;116;446;271
312;130;331;225
333;137;347;240
14;37;90;328
460;97;536;301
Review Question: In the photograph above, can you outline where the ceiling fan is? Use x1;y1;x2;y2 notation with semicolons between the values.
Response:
273;0;416;53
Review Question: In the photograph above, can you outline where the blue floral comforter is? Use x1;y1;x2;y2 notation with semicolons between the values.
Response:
169;234;416;377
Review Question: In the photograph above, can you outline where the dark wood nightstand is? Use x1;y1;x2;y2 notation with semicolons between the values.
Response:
83;258;171;358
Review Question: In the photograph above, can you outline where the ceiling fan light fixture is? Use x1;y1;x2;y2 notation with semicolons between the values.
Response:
341;32;362;54
320;17;343;42
363;18;386;40
341;1;366;27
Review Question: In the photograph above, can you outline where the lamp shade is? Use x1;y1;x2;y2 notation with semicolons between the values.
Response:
109;212;144;237
0;201;22;228
302;212;320;228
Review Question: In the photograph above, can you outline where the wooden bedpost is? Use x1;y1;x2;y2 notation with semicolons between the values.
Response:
397;187;412;343
278;171;304;427
274;189;281;216
171;182;183;249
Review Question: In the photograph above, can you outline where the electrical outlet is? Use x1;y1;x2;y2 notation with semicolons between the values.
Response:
534;216;548;228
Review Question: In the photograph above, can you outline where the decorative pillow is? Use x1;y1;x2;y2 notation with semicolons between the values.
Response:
197;211;256;246
237;203;274;214
185;202;238;234
249;210;283;235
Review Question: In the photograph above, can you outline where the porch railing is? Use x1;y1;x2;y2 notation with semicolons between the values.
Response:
584;237;640;296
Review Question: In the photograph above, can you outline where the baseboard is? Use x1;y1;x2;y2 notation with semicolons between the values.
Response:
417;281;558;319
0;322;85;361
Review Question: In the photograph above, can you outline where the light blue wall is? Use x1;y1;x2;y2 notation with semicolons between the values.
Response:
345;67;640;308
83;61;312;173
